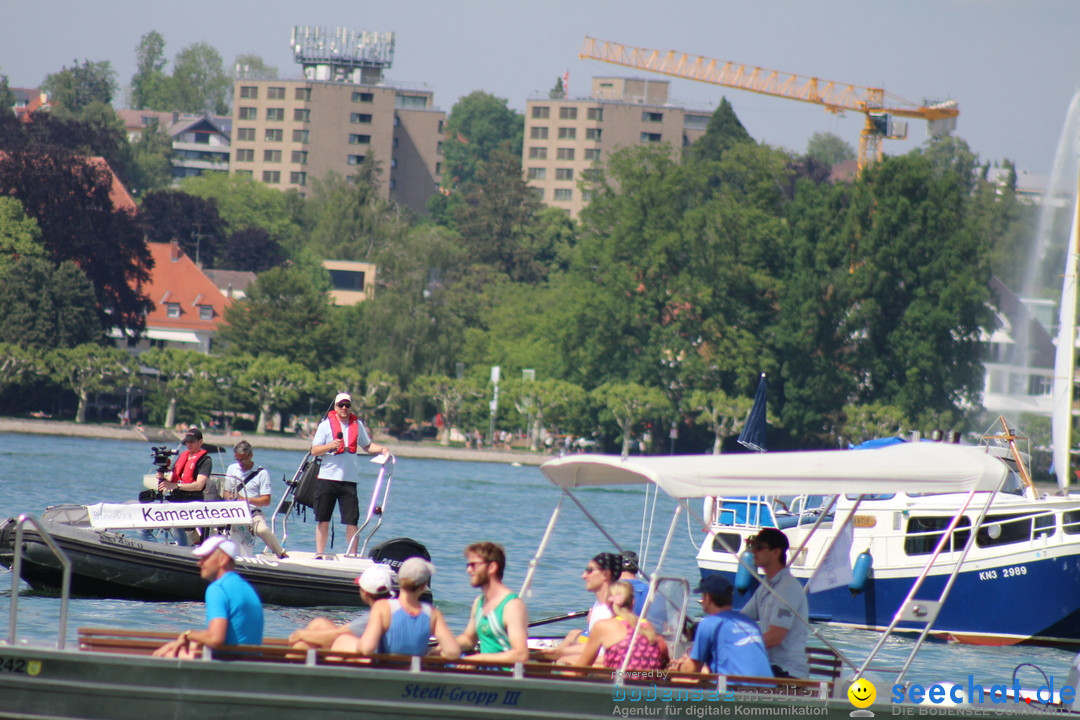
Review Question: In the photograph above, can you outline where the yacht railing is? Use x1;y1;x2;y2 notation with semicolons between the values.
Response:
6;514;72;649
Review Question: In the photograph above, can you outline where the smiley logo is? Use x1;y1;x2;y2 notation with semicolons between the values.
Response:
848;677;876;709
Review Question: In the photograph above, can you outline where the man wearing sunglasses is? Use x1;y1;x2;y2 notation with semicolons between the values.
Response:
739;527;809;679
310;392;391;557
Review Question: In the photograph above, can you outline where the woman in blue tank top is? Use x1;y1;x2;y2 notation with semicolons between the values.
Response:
332;557;459;658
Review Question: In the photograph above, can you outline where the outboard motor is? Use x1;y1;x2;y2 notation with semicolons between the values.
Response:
368;537;432;573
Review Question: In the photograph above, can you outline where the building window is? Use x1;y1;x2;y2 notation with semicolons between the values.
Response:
586;128;602;141
238;107;257;120
530;126;549;139
437;141;443;154
581;168;600;181
390;158;397;168
587;107;603;121
235;169;253;178
556;147;575;160
290;171;307;186
555;168;574;181
235;149;254;162
389;179;396;189
396;94;427;109
438;119;445;133
239;86;258;99
198;305;214;321
352;91;374;103
640;132;662;143
292;129;309;143
263;150;282;163
166;303;181;318
295;87;311;101
393;137;399;148
267;86;286;100
266;108;285;121
351;113;373;124
236;127;255;141
529;147;548;159
643;111;663;123
553;188;573;201
527;167;547;180
291;150;308;164
584;148;602;161
265;128;283;142
532;106;550;119
262;170;281;183
558;127;576;139
531;187;544;200
348;155;366;165
559;107;578;120
293;108;310;122
349;134;371;145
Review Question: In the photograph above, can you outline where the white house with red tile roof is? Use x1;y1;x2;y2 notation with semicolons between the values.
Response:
117;241;233;355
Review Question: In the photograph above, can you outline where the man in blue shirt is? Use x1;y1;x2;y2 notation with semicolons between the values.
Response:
154;536;264;658
670;575;772;678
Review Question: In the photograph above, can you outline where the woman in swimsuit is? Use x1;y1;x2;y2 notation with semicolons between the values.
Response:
574;581;669;670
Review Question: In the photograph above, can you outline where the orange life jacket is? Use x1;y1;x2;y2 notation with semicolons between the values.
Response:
171;448;208;485
327;413;359;454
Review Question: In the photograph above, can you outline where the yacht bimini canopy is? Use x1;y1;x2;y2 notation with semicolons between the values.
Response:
540;442;1009;499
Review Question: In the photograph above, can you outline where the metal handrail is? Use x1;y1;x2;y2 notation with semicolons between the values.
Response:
7;514;72;649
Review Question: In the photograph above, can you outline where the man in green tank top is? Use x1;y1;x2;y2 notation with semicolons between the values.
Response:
454;541;529;663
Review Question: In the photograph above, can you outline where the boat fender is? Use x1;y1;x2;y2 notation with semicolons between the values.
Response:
734;550;759;594
849;550;873;597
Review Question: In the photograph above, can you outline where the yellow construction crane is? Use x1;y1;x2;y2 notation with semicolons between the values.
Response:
579;36;959;173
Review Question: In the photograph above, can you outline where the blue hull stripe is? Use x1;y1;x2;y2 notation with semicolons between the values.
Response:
704;553;1080;644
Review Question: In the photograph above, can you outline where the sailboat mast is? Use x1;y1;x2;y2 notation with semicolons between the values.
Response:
1052;174;1080;492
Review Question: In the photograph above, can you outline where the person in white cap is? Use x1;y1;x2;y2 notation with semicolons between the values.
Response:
153;536;263;658
288;563;396;651
332;557;458;658
310;392;391;557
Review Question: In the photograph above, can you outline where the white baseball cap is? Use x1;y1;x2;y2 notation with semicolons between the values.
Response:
356;563;396;595
334;392;352;405
192;536;237;559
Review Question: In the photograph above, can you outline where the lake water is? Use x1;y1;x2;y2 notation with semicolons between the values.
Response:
1;432;1075;692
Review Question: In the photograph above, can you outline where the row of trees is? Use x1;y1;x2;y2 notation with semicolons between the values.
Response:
0;47;1040;449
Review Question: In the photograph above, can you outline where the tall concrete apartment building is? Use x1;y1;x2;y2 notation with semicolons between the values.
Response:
230;28;444;214
523;77;712;217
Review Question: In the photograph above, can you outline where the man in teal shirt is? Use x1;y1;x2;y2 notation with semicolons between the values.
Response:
454;541;528;663
154;536;264;658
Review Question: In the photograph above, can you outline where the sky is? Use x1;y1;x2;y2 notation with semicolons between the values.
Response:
5;1;1080;178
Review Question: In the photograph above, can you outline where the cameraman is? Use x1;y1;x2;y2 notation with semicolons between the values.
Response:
159;427;211;501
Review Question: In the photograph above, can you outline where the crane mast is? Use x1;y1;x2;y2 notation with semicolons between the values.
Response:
579;36;958;173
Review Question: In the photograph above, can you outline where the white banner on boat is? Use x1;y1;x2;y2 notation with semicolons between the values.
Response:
806;520;853;593
86;502;252;529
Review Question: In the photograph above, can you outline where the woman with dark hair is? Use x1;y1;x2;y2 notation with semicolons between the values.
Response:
575;581;668;670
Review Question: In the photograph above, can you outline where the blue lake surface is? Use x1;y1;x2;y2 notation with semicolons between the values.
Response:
1;431;1075;691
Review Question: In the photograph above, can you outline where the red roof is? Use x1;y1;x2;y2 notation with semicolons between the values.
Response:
140;242;232;332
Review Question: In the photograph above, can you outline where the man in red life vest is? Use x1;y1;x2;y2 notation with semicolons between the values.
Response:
310;393;390;557
158;427;211;501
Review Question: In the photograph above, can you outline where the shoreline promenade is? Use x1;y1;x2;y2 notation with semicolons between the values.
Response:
0;417;546;467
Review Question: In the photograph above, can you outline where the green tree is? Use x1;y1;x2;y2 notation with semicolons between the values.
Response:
42;60;118;116
139;189;225;265
171;42;230;115
220;226;286;272
0;343;44;398
688;389;754;454
238;354;315;434
805;132;855;167
180;171;300;245
439;91;523;190
0;196;45;269
48;344;132;423
127;118;175;194
218;265;338;371
130;31;172;110
305;167;405;261
505;378;587;451
408;374;485;445
0;257;102;349
233;53;278;81
0;73;15;117
0;152;153;335
685;97;753;163
840;403;908;445
138;348;214;429
592;382;670;457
